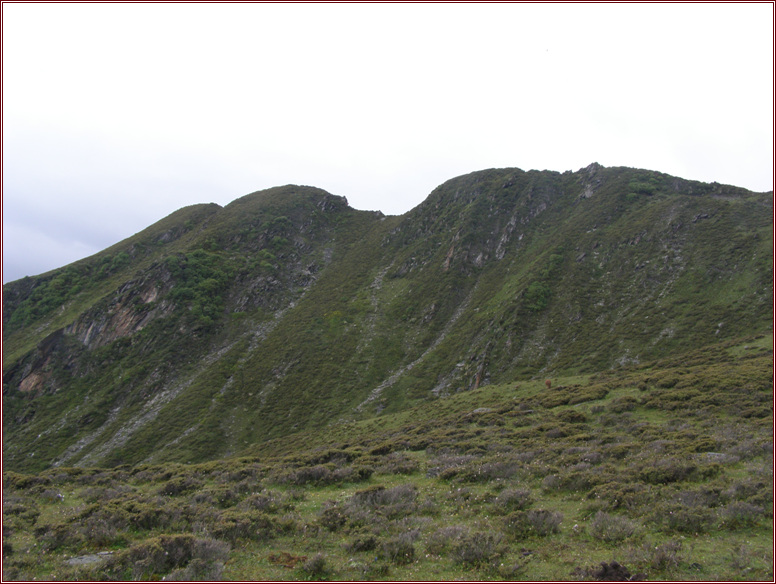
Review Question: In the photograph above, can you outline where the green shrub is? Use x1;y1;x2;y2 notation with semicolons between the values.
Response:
39;489;64;503
211;509;276;544
426;525;468;556
236;491;286;513
165;557;226;581
379;533;416;565
298;553;330;580
491;488;533;514
318;504;347;532
451;532;505;567
724;478;773;508
572;560;642;581
344;535;378;553
589;511;638;543
347;484;417;519
102;534;229;580
524;281;551;312
77;513;127;548
426;454;478;478
351;560;390;579
648;502;715;534
503;509;563;539
3;472;51;490
2;498;40;526
609;396;638;413
34;523;82;552
278;463;371;486
586;481;655;513
637;457;697;484
375;453;420;475
157;476;202;497
627;540;683;573
718;501;765;530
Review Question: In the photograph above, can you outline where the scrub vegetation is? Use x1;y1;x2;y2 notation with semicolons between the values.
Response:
2;163;772;580
2;338;772;580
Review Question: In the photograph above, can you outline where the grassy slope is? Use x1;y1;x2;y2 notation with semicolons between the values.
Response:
3;335;772;581
2;166;772;475
2;203;222;364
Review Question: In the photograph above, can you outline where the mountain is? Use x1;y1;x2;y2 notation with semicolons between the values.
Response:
3;164;773;473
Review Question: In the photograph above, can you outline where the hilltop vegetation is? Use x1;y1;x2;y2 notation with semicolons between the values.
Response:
2;163;772;580
3;164;772;474
2;337;772;580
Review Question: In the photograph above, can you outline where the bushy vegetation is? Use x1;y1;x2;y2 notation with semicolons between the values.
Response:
3;166;772;475
2;166;772;580
3;338;772;581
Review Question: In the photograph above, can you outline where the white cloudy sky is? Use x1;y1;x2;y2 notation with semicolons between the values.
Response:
3;3;773;283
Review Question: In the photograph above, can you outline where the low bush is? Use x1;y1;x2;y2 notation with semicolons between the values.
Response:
3;472;51;490
237;491;286;513
456;459;521;483
503;509;563;539
102;534;229;580
298;553;329;580
2;498;40;526
586;481;654;513
344;534;378;553
80;485;134;503
34;522;82;552
540;385;608;408
609;396;638;413
589;511;638;543
77;513;128;548
281;464;335;486
426;454;478;479
627;540;683;573
451;532;505;567
346;484;417;519
637;457;698;484
165;557;226;581
572;560;644;581
157;476;202;497
318;503;347;532
210;509;277;544
425;525;468;556
673;487;722;509
379;532;416;565
648;502;715;534
718;501;765;530
491;488;533;514
351;560;390;579
375;452;420;475
277;463;371;486
724;478;773;508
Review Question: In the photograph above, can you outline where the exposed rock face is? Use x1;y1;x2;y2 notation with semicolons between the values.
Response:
65;274;175;350
3;167;772;471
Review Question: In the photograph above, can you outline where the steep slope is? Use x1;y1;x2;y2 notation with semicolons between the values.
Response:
3;337;773;581
3;165;772;472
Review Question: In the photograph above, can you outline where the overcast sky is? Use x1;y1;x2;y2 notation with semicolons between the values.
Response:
3;3;773;283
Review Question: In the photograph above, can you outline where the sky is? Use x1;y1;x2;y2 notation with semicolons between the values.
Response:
3;3;773;283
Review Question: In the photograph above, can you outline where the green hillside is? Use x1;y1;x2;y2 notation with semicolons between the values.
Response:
2;337;772;581
2;163;772;581
3;164;772;474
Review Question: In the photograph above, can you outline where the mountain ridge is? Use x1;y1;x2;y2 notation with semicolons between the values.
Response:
3;163;772;472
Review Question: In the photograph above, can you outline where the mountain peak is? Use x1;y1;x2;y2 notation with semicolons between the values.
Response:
2;164;772;472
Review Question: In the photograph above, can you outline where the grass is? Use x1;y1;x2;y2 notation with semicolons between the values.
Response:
3;339;772;581
4;166;772;474
2;167;771;579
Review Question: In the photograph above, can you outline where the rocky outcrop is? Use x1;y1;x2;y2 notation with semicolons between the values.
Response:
65;270;175;350
2;169;772;472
